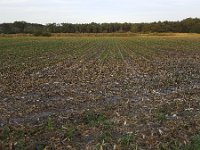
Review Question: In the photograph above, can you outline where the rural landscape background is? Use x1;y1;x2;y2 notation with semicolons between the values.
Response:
1;0;200;150
0;18;200;35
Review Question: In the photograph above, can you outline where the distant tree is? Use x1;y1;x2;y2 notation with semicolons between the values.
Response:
0;18;200;34
46;23;57;33
191;23;200;33
0;23;12;34
142;24;152;33
130;24;138;33
13;21;26;33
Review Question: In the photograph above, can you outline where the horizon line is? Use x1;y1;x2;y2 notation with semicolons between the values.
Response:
1;17;199;25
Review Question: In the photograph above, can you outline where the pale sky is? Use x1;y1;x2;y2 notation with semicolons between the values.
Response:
0;0;200;24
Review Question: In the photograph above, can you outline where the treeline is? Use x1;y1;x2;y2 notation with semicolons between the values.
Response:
0;18;200;35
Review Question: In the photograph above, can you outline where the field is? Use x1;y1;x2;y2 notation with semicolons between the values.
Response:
0;34;200;149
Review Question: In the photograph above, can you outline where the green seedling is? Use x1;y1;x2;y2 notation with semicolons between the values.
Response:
120;133;135;146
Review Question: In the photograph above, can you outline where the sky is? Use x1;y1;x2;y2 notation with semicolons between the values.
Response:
0;0;200;24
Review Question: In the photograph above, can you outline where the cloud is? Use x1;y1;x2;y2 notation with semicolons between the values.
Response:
0;0;199;24
0;0;31;4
